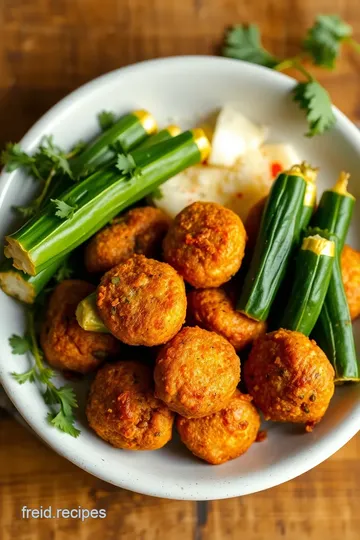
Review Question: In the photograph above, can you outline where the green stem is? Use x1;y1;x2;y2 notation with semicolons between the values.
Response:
274;56;313;81
27;309;45;373
33;168;56;212
346;37;360;54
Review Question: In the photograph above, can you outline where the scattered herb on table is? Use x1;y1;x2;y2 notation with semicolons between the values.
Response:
222;15;360;136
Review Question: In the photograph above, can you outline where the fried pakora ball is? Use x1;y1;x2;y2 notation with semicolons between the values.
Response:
154;326;240;418
85;206;171;273
187;288;267;352
163;201;246;288
177;390;260;465
244;196;266;251
244;329;335;432
96;254;186;346
341;244;360;320
86;361;174;450
40;280;121;374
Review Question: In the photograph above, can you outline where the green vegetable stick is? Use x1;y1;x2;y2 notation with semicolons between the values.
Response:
4;130;210;276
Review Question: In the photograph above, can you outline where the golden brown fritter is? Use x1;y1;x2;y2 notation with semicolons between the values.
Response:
187;288;267;352
86;361;174;450
177;390;260;464
154;326;240;418
40;280;121;374
85;206;171;273
341;244;360;320
244;329;335;432
163;201;246;288
244;196;267;251
96;254;186;346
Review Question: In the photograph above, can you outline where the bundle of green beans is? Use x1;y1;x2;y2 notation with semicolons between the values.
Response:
4;128;209;278
0;119;180;303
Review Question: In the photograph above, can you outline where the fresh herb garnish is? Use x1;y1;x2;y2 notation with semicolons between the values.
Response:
51;199;77;219
116;153;142;179
98;110;116;131
54;258;74;282
222;14;360;136
2;136;85;218
10;309;80;437
222;24;278;68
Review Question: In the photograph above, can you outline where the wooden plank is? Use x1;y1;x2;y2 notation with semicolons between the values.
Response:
0;415;195;540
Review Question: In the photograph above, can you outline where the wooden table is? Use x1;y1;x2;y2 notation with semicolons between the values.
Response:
1;1;360;538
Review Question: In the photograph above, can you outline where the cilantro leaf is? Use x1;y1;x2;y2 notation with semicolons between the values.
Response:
37;367;55;385
47;410;80;438
222;24;278;67
293;81;336;136
1;143;35;172
39;136;73;179
56;385;79;417
98;110;116;131
11;368;37;385
9;334;31;355
51;199;77;219
54;259;73;282
116;153;137;173
304;14;352;69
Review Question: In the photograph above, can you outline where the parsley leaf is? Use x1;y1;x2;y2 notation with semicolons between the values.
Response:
39;136;73;179
54;259;73;282
51;199;77;219
304;14;353;69
1;143;35;172
222;24;278;68
116;153;137;173
98;110;116;131
47;410;80;438
11;367;37;384
9;334;31;355
10;309;81;438
293;81;336;136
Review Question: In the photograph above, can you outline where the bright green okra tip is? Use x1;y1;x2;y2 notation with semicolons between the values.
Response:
4;129;210;276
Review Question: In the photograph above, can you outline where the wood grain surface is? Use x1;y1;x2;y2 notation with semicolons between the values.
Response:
1;1;360;539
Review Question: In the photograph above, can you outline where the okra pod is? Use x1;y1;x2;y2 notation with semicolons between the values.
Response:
281;231;335;335
311;172;359;382
5;130;210;275
237;163;317;321
0;258;63;303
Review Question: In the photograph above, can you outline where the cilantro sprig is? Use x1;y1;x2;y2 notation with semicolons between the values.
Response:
1;136;85;219
9;309;80;438
98;110;116;131
222;15;360;136
116;153;142;179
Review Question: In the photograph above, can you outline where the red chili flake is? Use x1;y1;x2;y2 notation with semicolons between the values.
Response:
271;161;282;179
256;430;267;442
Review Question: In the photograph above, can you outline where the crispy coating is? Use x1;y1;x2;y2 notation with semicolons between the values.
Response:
244;329;335;431
187;288;267;352
86;361;174;450
154;326;240;418
85;207;171;273
244;196;266;251
177;390;260;464
163;201;246;288
40;280;121;374
96;254;186;346
341;244;360;320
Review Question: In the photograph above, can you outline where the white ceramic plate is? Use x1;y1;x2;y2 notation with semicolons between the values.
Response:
1;56;360;501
